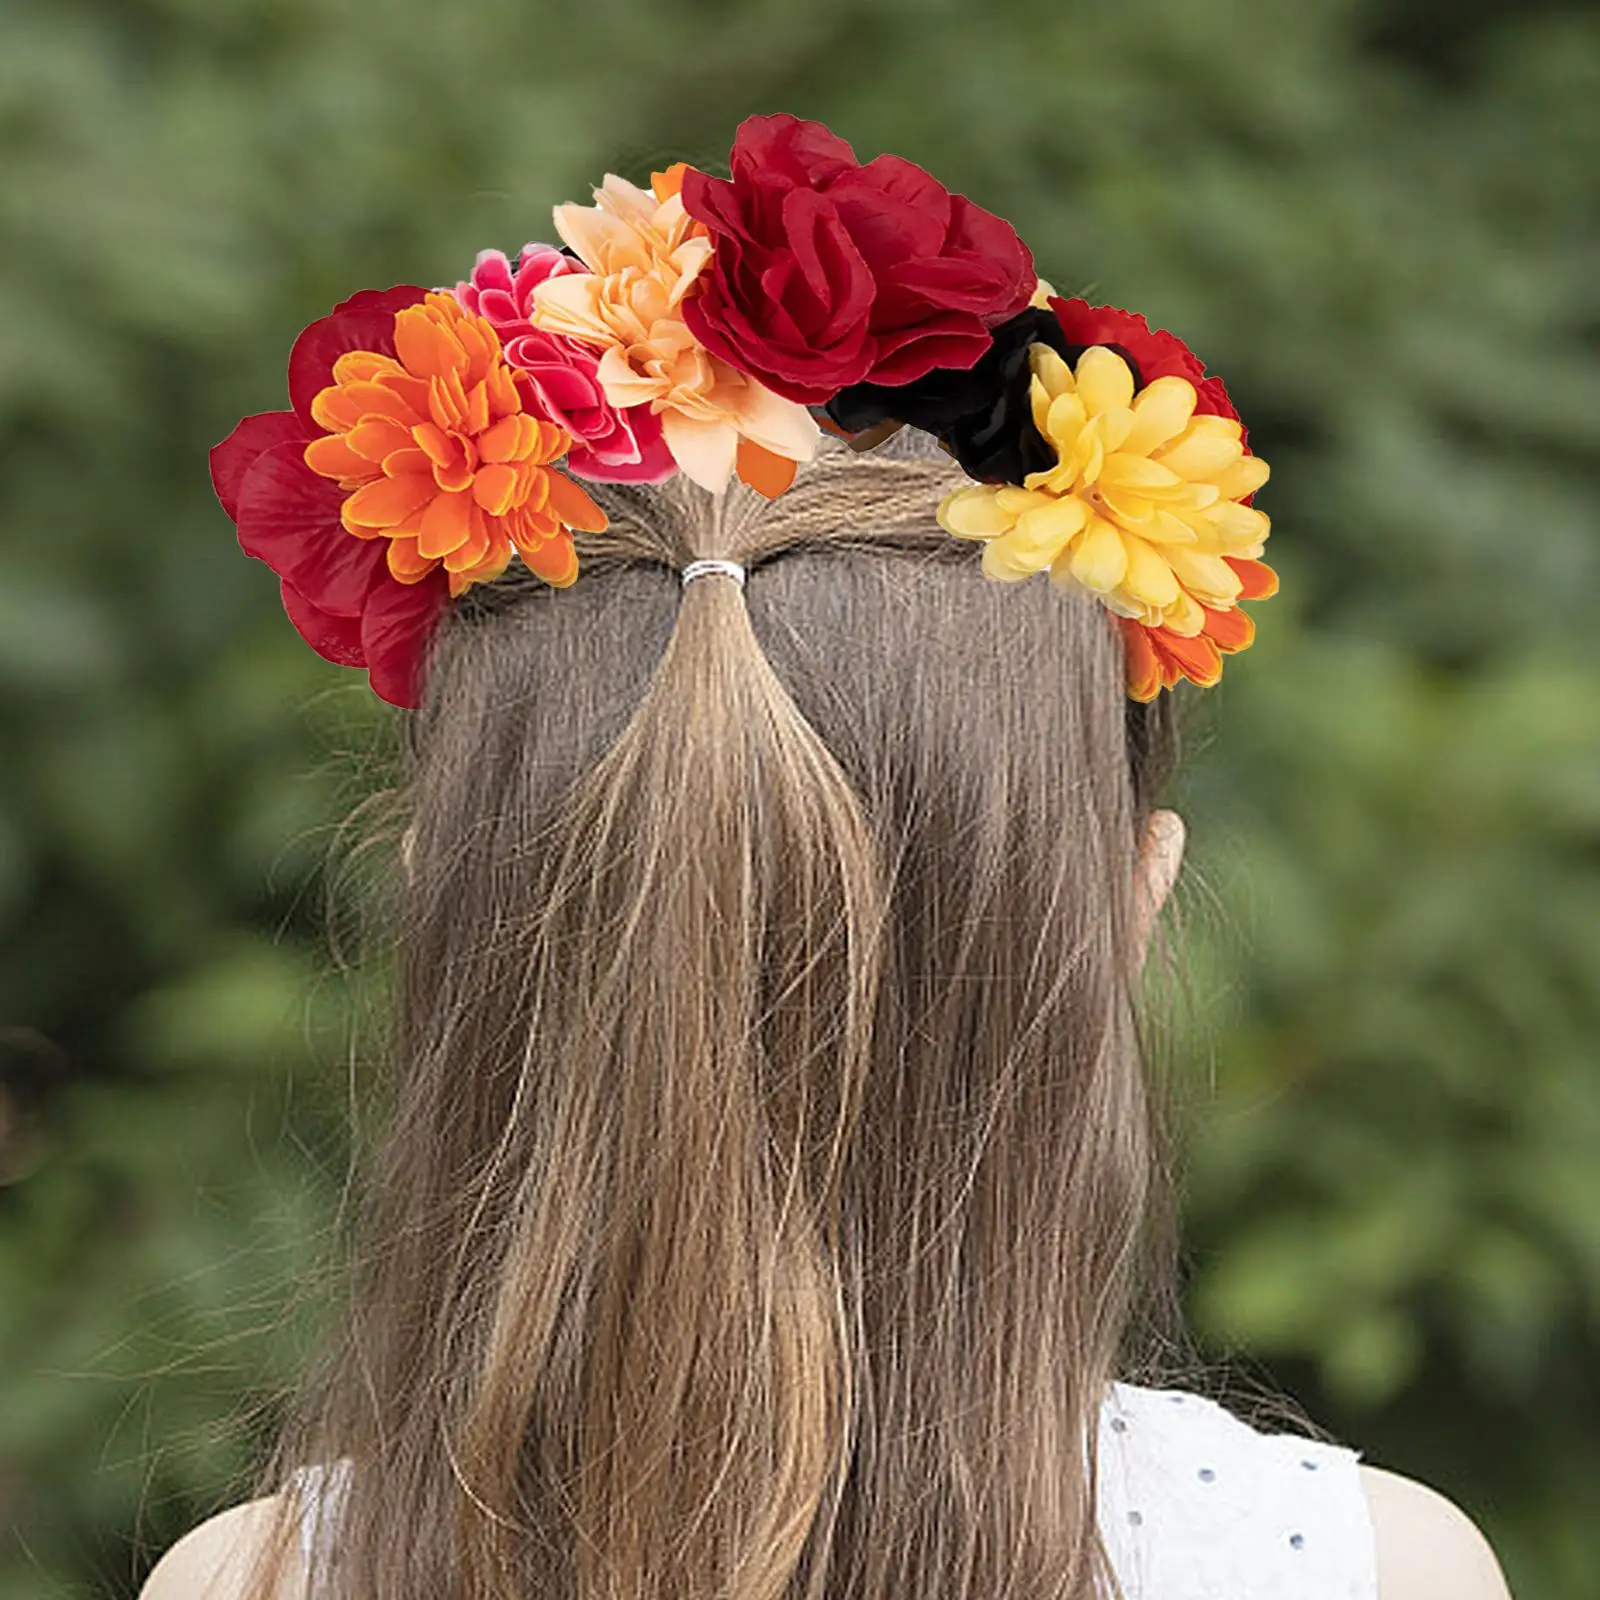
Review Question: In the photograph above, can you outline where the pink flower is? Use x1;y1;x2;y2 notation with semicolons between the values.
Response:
453;246;675;483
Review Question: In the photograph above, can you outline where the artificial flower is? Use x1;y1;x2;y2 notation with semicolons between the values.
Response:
527;168;818;495
1049;296;1244;443
825;306;1072;484
454;245;675;483
302;291;606;590
679;113;1036;405
828;293;1256;490
936;335;1272;692
210;288;606;708
1118;558;1278;699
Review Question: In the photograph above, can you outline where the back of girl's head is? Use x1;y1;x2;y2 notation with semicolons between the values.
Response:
270;427;1185;1600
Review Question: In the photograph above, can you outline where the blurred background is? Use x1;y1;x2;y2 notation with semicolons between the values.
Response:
2;0;1597;1593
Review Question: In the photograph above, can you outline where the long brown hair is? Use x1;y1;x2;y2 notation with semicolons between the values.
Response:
239;427;1188;1600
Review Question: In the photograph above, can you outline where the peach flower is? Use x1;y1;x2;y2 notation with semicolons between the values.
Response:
527;168;819;496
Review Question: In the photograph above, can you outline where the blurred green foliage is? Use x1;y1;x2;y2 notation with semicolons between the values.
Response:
1;0;1596;1593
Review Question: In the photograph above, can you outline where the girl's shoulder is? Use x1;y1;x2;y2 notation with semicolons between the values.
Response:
137;1492;304;1599
1100;1381;1375;1598
140;1390;1510;1600
1103;1380;1510;1600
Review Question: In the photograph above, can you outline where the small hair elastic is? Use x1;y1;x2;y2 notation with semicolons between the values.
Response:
680;559;747;589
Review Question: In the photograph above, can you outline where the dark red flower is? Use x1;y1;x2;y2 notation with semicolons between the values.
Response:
1048;296;1245;443
825;305;1071;484
209;286;449;709
680;114;1036;405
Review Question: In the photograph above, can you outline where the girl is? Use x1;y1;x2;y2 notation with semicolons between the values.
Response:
144;433;1510;1599
147;119;1513;1595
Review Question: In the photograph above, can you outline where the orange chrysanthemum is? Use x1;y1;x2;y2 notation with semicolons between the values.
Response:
302;291;606;595
1119;556;1279;701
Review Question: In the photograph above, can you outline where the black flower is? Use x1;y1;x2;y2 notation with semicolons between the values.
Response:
824;306;1146;485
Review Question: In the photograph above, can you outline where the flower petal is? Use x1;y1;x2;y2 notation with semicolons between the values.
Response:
1121;376;1198;457
545;469;608;532
1099;454;1186;495
981;540;1043;582
416;489;475;558
235;441;385;616
594;345;665;410
1161;545;1242;605
279;578;366;666
1154;626;1224;688
529;273;613;347
938;485;1014;539
1030;343;1075;401
392;304;464;381
287;287;429;429
211;412;306;520
303;433;375;483
385;536;438;584
1120;618;1163;702
1010;496;1088;562
736;438;799;499
1063;513;1128;592
651;162;691;203
996;486;1054;515
519;526;580;587
1154;416;1243;480
1074;347;1136;416
443;506;494;572
359;568;450;708
1214;452;1270;502
477;413;534;464
1226;557;1279;599
1202;602;1255;652
661;409;738;492
726;376;822;462
1134;509;1201;546
552;200;626;275
382;447;433;478
342;472;437;531
1120;533;1181;610
1202;499;1271;555
472;462;520;517
1152;588;1201;637
346;418;416;462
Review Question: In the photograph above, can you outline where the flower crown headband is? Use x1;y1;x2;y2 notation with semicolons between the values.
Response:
210;113;1275;710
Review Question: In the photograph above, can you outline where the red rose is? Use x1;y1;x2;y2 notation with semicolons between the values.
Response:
1049;296;1246;445
209;286;449;709
680;114;1036;405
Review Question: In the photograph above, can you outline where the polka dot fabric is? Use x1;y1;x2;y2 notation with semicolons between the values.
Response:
1098;1384;1378;1598
290;1384;1378;1597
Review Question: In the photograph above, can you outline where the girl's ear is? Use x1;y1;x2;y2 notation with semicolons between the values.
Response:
1133;809;1185;969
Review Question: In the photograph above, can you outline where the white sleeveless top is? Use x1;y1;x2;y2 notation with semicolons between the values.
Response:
291;1383;1377;1598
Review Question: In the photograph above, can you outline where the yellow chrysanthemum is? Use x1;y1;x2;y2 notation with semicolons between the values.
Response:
936;344;1271;639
